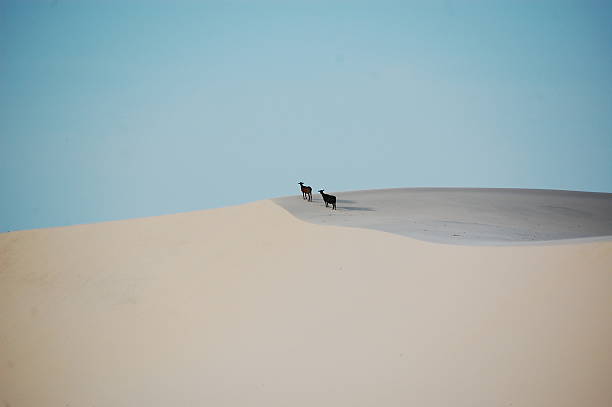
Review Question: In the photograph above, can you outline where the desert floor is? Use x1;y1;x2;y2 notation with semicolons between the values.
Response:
1;190;611;406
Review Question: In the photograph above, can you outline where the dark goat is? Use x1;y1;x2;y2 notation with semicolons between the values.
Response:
298;182;312;201
318;189;336;210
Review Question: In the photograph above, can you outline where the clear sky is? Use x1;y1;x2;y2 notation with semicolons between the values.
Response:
1;0;611;232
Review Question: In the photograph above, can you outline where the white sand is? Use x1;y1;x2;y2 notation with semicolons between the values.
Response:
274;188;612;244
1;200;611;406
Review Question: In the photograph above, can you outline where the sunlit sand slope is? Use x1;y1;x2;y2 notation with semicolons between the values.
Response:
1;200;611;406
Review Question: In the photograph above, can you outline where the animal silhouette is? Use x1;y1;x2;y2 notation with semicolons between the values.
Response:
318;189;336;210
298;182;312;201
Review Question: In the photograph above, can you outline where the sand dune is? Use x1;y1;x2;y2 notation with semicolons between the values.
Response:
275;188;612;244
1;198;611;406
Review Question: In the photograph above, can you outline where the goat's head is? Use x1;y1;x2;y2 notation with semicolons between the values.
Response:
298;182;304;186
318;189;325;193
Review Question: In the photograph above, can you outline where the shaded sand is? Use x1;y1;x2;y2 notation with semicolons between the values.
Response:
274;188;612;244
1;200;612;406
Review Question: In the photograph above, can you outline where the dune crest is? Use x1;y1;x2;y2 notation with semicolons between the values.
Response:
274;188;612;245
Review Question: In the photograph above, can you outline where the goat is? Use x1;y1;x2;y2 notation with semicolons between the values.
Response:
298;182;312;201
318;189;336;210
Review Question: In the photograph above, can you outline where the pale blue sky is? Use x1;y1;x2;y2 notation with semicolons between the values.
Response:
1;0;611;231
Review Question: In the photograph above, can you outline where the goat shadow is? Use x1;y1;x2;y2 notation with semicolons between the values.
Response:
339;206;375;212
311;197;357;204
308;196;374;211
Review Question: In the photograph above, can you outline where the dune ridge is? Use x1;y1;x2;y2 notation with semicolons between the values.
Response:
274;187;612;245
1;199;611;406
